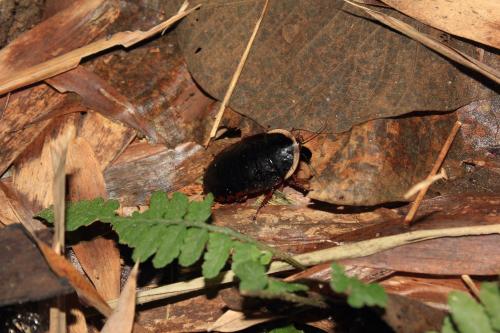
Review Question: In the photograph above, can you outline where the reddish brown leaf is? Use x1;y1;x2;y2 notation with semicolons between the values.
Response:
307;113;456;205
37;240;112;317
66;137;122;301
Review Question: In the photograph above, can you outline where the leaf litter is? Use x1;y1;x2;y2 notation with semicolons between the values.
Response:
0;0;499;333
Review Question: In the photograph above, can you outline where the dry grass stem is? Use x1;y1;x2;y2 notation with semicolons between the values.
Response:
404;120;461;224
113;223;500;306
0;3;200;95
344;1;500;84
204;0;270;147
404;168;447;199
49;125;74;333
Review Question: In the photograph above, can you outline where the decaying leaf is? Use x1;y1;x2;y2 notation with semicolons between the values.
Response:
175;0;496;133
307;113;456;205
36;240;113;318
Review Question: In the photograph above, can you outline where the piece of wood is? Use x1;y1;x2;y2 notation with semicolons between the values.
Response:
11;114;79;211
213;204;396;253
0;86;65;176
137;293;227;333
0;3;199;95
105;142;209;205
0;0;119;176
79;112;135;171
65;137;122;301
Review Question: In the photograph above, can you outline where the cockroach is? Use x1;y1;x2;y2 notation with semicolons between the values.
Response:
203;129;316;205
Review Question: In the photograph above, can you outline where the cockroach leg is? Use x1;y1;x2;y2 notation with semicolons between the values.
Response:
252;185;279;222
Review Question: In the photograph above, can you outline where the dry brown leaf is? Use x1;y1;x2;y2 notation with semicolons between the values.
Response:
72;237;121;301
381;0;500;49
67;137;121;301
0;3;200;95
0;182;46;231
101;262;139;333
176;0;496;134
345;0;500;83
48;66;157;142
37;240;113;318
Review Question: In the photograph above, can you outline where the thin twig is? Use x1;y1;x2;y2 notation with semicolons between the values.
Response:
461;274;481;299
204;0;269;147
49;126;74;333
404;120;461;225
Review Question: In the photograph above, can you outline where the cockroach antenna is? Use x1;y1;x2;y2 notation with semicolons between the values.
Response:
291;123;327;144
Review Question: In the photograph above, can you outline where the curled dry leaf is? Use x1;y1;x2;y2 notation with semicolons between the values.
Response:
36;240;113;318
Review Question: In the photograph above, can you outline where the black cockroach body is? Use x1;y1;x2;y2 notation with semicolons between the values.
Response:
203;129;309;203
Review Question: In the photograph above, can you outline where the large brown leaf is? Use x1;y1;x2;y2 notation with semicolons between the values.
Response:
175;0;496;133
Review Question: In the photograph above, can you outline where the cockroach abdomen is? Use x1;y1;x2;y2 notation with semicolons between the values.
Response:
203;131;300;203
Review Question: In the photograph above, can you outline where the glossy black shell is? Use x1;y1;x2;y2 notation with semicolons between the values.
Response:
203;133;297;202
